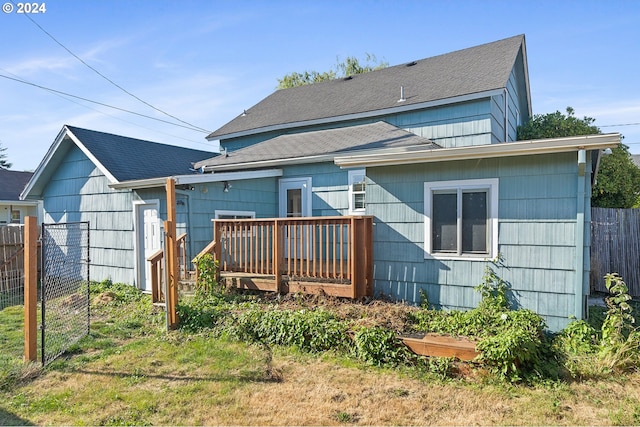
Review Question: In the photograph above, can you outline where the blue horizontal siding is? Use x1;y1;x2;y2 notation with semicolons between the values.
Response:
366;151;584;331
43;145;136;285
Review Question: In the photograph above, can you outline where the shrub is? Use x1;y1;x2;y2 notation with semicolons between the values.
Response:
351;326;414;367
194;253;221;297
555;273;640;377
226;307;350;353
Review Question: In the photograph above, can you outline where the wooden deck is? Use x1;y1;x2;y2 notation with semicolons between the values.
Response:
206;216;374;299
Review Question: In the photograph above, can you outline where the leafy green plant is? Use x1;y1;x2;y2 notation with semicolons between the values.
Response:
351;326;413;367
227;307;349;353
601;273;635;345
194;253;221;296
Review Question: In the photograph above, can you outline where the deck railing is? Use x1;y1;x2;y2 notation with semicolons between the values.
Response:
147;232;188;303
211;216;373;298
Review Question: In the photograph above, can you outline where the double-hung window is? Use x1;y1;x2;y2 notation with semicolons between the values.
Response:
348;169;366;214
424;178;498;259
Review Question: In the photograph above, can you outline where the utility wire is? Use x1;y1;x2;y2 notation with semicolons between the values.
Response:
600;122;640;128
17;3;212;134
0;73;209;133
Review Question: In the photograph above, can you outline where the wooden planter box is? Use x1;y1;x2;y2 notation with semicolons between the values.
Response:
399;333;480;361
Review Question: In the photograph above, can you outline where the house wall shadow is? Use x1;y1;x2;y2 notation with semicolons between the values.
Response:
0;407;35;426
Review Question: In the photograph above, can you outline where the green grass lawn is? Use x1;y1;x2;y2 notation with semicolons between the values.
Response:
1;283;640;426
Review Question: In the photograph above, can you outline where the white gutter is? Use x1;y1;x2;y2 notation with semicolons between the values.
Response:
334;133;621;168
207;89;504;142
201;154;338;173
109;168;283;190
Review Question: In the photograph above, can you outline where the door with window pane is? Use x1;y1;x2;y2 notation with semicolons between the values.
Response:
279;178;312;261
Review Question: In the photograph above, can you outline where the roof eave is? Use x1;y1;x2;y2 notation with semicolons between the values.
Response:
109;169;284;190
334;133;621;168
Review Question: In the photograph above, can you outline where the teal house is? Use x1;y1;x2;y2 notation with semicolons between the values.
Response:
22;35;620;331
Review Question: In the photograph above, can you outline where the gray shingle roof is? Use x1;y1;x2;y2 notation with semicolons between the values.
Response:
632;154;640;168
195;121;439;170
208;35;526;140
67;126;215;181
0;169;33;200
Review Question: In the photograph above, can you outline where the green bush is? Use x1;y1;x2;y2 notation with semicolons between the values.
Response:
227;307;349;353
194;253;221;297
351;326;414;367
554;273;640;377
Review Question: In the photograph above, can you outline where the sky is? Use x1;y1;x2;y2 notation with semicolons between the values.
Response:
1;0;639;172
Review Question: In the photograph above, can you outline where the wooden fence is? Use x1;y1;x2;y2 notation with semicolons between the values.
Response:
590;207;640;297
0;225;26;308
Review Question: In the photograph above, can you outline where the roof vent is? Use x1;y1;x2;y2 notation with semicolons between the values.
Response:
343;75;353;81
406;61;417;67
241;110;247;117
397;86;406;103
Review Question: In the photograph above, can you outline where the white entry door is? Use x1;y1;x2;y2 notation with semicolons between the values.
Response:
279;178;312;261
136;202;161;291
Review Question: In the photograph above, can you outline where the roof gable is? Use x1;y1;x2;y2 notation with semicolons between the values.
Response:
196;121;440;172
65;126;214;182
208;35;528;140
0;169;33;201
22;125;215;199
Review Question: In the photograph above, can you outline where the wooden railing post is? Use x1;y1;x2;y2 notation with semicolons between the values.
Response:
213;221;223;282
350;217;358;299
165;178;179;329
273;219;282;292
24;216;38;362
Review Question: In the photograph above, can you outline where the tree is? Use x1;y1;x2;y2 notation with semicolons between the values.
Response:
277;53;388;89
516;107;640;208
0;142;11;169
592;144;640;208
516;106;599;140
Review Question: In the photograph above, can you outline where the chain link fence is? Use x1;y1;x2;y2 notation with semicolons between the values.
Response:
41;222;90;365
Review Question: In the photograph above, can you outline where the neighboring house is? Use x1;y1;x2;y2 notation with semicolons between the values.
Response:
632;154;640;168
21;125;215;288
0;168;40;225
22;35;620;331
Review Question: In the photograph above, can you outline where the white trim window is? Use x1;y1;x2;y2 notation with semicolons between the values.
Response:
348;169;366;214
214;210;256;220
424;178;498;259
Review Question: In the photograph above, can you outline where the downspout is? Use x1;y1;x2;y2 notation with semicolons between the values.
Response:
574;149;587;320
504;88;509;142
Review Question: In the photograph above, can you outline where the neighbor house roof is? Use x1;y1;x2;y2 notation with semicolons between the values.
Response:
208;34;529;141
22;125;215;199
0;169;33;201
632;154;640;168
196;121;440;172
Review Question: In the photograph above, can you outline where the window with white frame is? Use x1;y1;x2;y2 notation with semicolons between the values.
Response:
214;210;255;220
424;178;498;259
10;209;21;224
348;169;366;214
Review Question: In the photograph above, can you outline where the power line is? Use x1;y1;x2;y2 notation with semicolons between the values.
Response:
16;3;212;134
0;73;210;133
600;122;640;128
